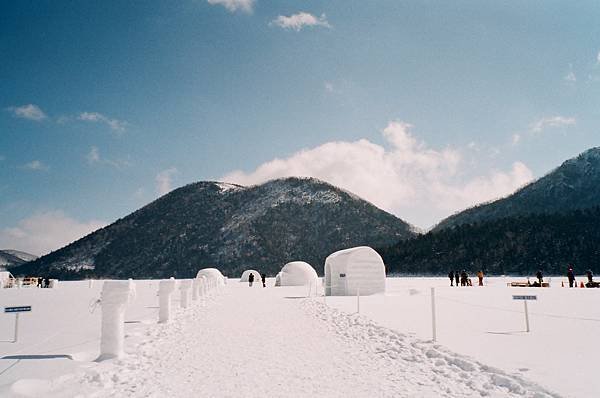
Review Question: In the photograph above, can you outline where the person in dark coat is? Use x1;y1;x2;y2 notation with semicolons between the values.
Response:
567;267;576;288
454;271;459;287
586;269;593;284
248;272;254;287
460;270;468;286
448;270;454;286
536;270;543;285
261;273;266;288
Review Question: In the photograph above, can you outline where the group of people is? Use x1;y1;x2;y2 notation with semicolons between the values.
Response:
566;267;596;288
37;276;51;288
448;270;485;287
532;267;596;287
248;272;267;288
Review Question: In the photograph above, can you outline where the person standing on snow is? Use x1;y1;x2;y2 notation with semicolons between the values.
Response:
460;270;468;286
248;272;254;287
454;271;459;287
536;270;543;285
586;269;593;284
448;270;455;286
477;270;484;286
261;273;266;288
567;267;576;288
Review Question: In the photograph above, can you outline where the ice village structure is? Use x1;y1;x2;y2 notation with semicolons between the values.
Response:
240;269;261;283
274;261;318;286
196;268;226;285
324;246;386;296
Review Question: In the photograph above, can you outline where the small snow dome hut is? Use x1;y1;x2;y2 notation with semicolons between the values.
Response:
196;268;225;285
240;269;261;283
324;246;385;296
274;261;318;287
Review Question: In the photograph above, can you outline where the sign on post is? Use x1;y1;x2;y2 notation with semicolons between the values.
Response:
512;295;537;301
512;295;537;332
4;306;32;313
3;306;31;343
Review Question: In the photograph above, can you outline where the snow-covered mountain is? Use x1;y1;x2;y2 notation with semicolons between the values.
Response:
13;177;415;279
0;249;38;268
434;147;600;231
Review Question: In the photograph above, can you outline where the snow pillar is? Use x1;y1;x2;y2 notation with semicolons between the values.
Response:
97;280;136;361
191;278;199;301
201;276;208;296
180;279;192;308
158;278;177;323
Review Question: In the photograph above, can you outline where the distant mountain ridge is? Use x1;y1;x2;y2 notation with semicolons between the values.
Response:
435;147;600;231
13;177;416;279
0;249;38;268
380;206;600;275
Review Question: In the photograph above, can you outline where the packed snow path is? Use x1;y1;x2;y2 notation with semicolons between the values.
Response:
71;284;557;398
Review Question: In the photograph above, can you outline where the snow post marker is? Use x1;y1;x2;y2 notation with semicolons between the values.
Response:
180;279;192;309
431;287;437;343
158;278;177;323
191;278;199;302
97;280;136;361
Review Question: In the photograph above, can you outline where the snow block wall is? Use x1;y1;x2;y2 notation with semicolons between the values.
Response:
275;261;318;287
324;246;386;296
240;269;261;283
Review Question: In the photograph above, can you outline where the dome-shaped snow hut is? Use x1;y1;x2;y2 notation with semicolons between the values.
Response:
196;268;225;285
324;246;385;296
240;269;261;283
274;261;318;287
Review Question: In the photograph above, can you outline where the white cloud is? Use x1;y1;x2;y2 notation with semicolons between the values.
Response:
21;160;49;171
530;116;576;133
85;146;129;168
271;12;331;31
564;65;576;82
156;168;178;196
207;0;254;13
511;133;521;146
564;71;576;82
324;82;334;93
597;51;600;65
6;104;47;121
87;146;101;164
0;210;106;255
221;121;533;228
78;112;127;132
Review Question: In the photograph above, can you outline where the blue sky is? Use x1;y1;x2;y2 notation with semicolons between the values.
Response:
1;0;600;254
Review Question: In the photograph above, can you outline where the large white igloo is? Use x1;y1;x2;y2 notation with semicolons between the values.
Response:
324;246;386;296
196;268;225;285
274;261;318;287
240;269;261;283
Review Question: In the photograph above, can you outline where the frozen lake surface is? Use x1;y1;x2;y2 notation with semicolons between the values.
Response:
0;277;596;397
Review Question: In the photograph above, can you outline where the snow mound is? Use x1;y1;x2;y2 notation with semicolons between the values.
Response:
196;268;225;285
324;246;385;296
240;269;261;283
274;261;318;286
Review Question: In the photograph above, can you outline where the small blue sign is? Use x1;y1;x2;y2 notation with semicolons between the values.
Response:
512;295;537;301
4;306;32;313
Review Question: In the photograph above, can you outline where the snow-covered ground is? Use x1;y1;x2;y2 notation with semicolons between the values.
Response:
0;277;596;397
